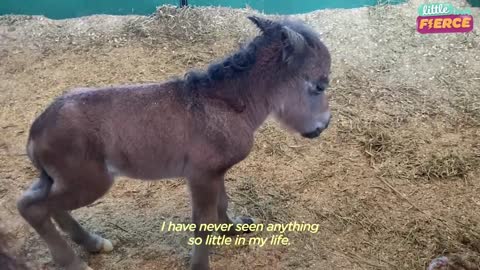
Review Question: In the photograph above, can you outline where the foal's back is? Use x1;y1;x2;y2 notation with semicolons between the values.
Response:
29;81;191;180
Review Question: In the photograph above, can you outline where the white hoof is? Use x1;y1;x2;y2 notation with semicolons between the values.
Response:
85;267;94;270
101;238;114;253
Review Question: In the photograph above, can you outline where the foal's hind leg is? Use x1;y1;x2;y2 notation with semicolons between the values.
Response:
18;161;113;270
17;172;89;270
52;211;113;253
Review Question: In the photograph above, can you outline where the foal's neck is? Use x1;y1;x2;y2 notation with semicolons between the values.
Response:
240;55;285;131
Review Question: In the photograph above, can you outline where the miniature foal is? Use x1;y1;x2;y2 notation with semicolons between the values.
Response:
17;16;331;270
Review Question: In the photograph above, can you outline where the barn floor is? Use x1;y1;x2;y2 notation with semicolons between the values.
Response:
1;0;480;269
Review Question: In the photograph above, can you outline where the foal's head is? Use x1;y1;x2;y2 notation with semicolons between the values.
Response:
249;16;332;139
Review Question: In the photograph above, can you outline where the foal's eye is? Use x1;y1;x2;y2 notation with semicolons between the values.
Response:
316;85;326;92
310;84;326;95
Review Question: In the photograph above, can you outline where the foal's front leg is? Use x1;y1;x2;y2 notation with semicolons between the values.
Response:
188;173;221;270
217;179;255;236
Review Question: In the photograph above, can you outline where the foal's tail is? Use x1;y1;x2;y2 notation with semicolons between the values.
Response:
20;103;56;211
26;137;41;170
30;170;53;199
16;170;53;216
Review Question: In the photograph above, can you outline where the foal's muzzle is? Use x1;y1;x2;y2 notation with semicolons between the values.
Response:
301;114;332;139
302;128;322;139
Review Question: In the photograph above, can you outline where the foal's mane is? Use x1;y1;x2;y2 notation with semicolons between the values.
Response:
182;31;271;91
182;17;321;92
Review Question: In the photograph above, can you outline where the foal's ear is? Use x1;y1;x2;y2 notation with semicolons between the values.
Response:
280;26;307;66
248;16;275;33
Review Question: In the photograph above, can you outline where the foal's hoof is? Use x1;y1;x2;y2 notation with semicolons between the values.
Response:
87;236;114;253
238;216;256;225
100;238;114;253
233;216;256;227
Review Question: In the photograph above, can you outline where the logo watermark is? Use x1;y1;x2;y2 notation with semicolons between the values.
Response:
417;3;473;34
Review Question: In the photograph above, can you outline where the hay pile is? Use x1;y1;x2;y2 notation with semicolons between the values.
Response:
0;0;479;269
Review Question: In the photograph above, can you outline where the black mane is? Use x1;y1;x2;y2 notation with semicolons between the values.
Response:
182;17;321;91
182;34;272;91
